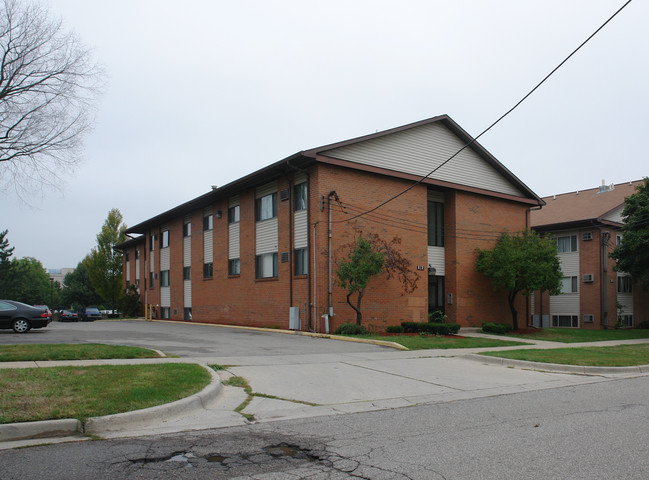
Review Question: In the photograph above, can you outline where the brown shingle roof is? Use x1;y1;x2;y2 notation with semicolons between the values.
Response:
531;180;644;229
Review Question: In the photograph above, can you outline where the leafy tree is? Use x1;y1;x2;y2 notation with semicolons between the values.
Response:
0;0;103;195
4;256;52;305
118;284;142;318
60;257;102;309
335;233;419;326
611;178;649;288
0;229;14;295
475;230;562;331
86;209;127;311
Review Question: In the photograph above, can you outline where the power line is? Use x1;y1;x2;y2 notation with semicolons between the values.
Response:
335;0;634;225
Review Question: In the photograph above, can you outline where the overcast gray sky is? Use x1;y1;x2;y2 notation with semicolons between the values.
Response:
3;0;647;269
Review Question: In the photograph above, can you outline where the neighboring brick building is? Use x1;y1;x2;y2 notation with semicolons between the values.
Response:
531;180;648;329
118;115;543;331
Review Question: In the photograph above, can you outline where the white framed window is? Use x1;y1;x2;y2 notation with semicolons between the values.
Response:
228;205;240;223
560;276;578;294
160;307;170;319
557;235;578;253
183;222;191;237
295;248;308;275
552;315;579;328
294;183;307;211
256;252;278;278
618;314;633;327
617;276;632;294
161;230;170;248
160;270;170;287
256;193;277;221
203;215;213;231
228;258;240;275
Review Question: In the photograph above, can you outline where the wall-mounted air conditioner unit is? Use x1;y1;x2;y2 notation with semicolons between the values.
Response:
582;232;593;241
583;314;595;323
582;274;594;283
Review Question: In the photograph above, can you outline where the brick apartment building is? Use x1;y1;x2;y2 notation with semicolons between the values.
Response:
531;180;649;329
118;115;544;332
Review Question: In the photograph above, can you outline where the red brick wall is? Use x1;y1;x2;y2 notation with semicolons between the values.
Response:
126;163;533;331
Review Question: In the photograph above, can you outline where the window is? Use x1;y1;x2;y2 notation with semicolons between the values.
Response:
616;234;622;246
203;262;213;279
150;234;155;251
161;230;169;248
228;205;240;223
255;193;277;221
183;222;191;237
149;272;154;288
560;276;578;294
125;252;130;262
184;308;192;321
618;314;633;327
294;183;307;211
256;252;278;278
295;248;308;275
427;201;444;247
618;276;632;294
135;249;139;260
228;258;240;275
183;266;191;280
552;315;579;328
160;307;170;319
160;270;169;287
557;235;578;253
203;214;213;231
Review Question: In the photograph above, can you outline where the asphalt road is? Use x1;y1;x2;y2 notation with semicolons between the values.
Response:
2;375;648;479
0;319;388;357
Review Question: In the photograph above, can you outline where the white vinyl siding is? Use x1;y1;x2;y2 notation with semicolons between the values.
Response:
160;245;170;271
135;257;140;280
294;209;308;249
203;206;213;264
617;273;633;319
427;246;445;276
294;172;307;185
183;237;191;267
256;182;277;199
549;231;579;318
256;218;278;255
126;261;130;282
322;122;524;197
184;280;191;308
549;294;579;315
229;223;240;259
602;205;624;224
161;287;170;307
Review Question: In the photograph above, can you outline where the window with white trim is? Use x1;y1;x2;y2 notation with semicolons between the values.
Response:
294;183;307;211
556;235;578;253
617;276;632;294
228;205;240;223
255;193;277;221
560;276;578;294
256;252;278;279
161;230;169;248
552;315;579;328
228;258;240;275
295;248;308;275
160;270;170;287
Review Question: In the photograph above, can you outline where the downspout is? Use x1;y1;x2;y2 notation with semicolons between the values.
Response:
288;178;294;309
601;228;611;328
312;221;318;332
327;191;338;332
528;205;542;328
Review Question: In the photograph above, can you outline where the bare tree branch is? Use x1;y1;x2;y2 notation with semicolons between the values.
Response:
0;0;104;197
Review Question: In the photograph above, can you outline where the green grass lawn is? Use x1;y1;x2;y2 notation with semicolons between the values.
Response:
0;363;210;424
351;335;530;350
494;328;649;343
480;344;649;367
0;343;162;362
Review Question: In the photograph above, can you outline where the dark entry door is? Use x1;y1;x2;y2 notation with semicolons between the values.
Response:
428;276;445;316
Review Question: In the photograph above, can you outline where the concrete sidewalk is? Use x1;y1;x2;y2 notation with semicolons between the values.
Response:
2;331;649;448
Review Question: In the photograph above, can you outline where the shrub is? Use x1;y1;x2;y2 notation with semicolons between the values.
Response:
400;321;460;335
334;323;369;335
386;325;403;333
482;322;513;334
638;320;649;329
428;310;448;323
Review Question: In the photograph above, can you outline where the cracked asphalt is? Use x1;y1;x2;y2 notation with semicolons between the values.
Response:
2;375;649;479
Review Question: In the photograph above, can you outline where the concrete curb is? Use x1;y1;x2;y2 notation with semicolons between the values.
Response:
145;319;409;350
0;419;82;442
463;353;649;375
0;364;221;444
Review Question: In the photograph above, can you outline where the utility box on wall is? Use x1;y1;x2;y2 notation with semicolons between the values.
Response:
289;306;300;330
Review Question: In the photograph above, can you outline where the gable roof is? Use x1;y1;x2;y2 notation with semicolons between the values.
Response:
126;115;542;234
531;180;645;231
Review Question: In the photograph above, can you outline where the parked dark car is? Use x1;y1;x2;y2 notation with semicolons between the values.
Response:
59;310;80;322
76;307;102;322
0;300;52;333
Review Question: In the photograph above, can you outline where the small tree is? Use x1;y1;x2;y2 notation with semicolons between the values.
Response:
0;229;15;295
60;257;102;309
335;232;419;326
86;209;126;311
475;230;562;331
611;178;649;288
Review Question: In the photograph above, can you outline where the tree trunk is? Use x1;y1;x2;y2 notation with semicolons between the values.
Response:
508;291;519;331
346;290;363;326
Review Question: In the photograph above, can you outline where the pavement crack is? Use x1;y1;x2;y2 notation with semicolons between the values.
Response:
342;361;465;391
